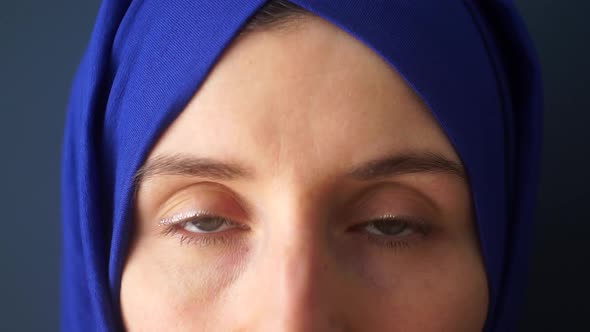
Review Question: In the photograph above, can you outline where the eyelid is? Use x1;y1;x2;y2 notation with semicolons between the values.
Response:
349;182;442;220
352;214;431;234
351;214;434;251
158;210;248;247
373;214;431;234
158;209;214;226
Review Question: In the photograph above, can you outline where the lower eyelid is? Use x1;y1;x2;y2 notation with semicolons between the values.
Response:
364;234;413;250
162;224;237;247
180;233;231;247
362;229;429;250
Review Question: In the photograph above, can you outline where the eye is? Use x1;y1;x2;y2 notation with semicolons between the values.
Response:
363;217;414;237
182;215;237;233
348;214;431;250
159;211;249;247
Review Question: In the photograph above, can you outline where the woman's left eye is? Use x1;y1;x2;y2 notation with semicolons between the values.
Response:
351;216;430;250
363;218;414;237
182;216;237;233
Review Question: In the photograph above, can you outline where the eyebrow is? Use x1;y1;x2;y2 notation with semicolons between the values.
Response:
134;154;255;184
347;151;465;181
134;152;465;187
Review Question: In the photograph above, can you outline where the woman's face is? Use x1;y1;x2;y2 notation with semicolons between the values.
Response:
121;17;488;331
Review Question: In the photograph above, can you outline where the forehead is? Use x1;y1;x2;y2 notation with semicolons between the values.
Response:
150;17;459;177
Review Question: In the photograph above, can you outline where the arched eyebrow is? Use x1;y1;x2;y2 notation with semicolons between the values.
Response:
347;152;465;181
134;151;465;187
134;154;255;184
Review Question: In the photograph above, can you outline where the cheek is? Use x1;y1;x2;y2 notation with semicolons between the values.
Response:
120;236;245;331
380;252;488;331
356;242;488;331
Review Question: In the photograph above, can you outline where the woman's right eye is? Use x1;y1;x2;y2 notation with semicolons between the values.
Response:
182;216;237;233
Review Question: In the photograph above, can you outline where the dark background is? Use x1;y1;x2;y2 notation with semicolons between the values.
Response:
1;1;588;331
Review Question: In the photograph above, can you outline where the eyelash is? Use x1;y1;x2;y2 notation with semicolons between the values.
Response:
160;213;431;250
350;215;431;250
160;215;243;247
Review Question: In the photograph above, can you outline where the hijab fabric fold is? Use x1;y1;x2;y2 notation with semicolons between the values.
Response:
61;1;543;331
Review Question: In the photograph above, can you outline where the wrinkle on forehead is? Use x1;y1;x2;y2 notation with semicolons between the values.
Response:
151;16;458;186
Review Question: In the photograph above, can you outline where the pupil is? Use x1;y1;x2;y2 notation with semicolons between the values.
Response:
195;217;224;231
373;219;406;235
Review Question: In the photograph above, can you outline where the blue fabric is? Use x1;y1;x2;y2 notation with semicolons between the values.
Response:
61;0;543;331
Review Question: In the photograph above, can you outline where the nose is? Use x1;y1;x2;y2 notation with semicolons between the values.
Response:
234;211;350;331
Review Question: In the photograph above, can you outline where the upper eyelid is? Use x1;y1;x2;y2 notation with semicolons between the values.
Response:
158;209;215;227
348;182;442;220
159;181;253;220
351;214;428;228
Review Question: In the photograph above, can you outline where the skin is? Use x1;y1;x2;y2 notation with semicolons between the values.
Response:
121;16;489;331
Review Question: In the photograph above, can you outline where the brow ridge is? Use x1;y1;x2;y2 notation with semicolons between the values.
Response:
134;151;465;188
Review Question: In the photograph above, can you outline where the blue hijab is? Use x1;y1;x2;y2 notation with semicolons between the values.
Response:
61;0;543;331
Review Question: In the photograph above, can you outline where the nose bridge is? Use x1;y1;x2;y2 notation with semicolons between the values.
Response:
253;193;333;331
270;209;323;324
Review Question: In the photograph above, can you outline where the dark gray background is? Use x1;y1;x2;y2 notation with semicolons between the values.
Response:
1;1;588;331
